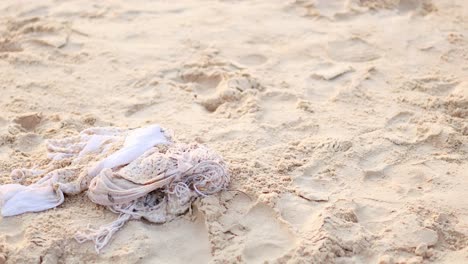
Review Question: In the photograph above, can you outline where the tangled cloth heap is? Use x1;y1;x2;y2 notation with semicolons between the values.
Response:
0;124;229;252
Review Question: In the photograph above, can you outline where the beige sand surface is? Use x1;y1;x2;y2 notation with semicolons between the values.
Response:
0;0;467;263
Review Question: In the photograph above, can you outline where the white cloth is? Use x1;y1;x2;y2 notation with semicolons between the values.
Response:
1;180;64;216
0;124;168;217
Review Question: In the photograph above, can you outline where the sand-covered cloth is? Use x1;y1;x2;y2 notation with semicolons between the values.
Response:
0;124;229;252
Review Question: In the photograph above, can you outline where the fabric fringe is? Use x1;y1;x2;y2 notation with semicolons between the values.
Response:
75;213;132;253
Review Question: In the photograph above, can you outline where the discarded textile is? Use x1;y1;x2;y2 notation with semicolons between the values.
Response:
0;124;229;252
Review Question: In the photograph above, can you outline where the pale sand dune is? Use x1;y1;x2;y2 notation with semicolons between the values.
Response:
0;0;467;263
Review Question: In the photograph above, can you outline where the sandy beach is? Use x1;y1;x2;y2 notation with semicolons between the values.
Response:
0;0;467;263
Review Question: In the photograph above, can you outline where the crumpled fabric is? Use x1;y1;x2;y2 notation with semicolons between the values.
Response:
0;124;168;217
0;124;229;252
76;142;229;252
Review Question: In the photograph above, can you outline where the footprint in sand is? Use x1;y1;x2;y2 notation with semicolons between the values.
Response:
354;200;440;256
305;62;355;102
238;203;295;263
402;76;459;96
237;54;268;67
174;53;240;96
327;37;380;62
276;193;325;230
171;54;263;116
5;18;71;50
358;140;404;181
310;62;354;81
198;74;262;113
386;111;414;127
130;216;212;263
179;68;224;95
292;172;335;202
385;213;439;248
286;0;436;20
385;163;435;197
13;112;42;131
382;111;444;146
359;0;437;15
354;199;399;233
258;91;302;126
286;0;353;19
214;196;295;263
386;122;443;146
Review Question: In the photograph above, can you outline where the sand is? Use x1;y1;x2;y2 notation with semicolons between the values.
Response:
0;0;467;263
